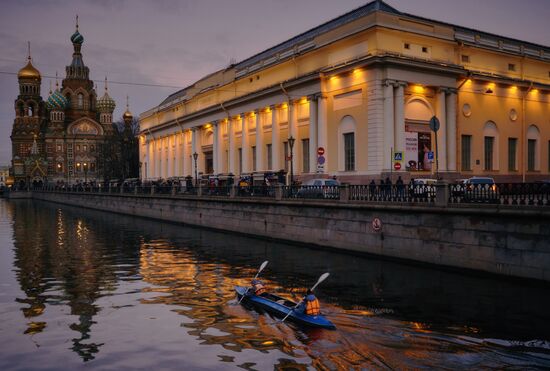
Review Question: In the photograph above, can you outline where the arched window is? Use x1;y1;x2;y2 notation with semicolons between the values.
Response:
338;115;356;171
483;121;499;171
77;93;84;109
27;104;33;117
527;125;540;171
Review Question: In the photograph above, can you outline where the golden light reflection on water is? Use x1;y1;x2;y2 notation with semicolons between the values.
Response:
6;201;550;369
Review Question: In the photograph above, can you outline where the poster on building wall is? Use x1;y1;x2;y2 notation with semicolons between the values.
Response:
418;132;432;171
405;132;418;170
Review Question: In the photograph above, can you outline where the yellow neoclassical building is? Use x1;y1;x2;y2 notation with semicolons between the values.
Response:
139;0;550;184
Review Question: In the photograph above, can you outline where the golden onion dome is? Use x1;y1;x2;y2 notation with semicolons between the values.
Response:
123;109;133;120
18;59;41;80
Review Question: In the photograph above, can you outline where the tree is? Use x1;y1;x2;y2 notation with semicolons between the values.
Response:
97;117;139;182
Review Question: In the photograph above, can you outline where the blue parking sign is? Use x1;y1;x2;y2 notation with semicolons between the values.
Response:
427;151;434;160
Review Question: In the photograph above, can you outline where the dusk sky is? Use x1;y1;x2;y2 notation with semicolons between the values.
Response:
1;0;549;165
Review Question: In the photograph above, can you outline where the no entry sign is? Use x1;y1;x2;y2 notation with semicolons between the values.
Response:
317;147;325;156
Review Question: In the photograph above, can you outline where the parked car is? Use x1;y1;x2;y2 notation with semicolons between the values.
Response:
296;178;340;199
463;177;498;203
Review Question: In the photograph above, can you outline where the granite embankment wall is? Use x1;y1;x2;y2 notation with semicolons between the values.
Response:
32;191;550;282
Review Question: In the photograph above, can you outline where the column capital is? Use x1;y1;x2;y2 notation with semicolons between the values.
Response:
239;112;246;119
269;104;277;110
394;80;407;88
307;94;318;102
438;87;456;94
383;79;397;87
212;119;219;126
253;109;260;115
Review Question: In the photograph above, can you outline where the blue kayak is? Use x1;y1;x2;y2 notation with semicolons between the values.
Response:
235;286;336;330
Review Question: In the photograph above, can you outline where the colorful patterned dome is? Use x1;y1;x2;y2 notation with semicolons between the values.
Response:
70;29;84;44
46;89;69;111
97;91;116;113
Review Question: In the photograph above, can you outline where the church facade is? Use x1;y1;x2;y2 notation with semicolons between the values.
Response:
11;20;132;188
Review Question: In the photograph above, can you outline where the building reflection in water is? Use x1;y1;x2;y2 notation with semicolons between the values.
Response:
7;200;550;369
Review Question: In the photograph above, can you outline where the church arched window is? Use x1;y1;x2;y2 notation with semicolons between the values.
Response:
77;93;84;109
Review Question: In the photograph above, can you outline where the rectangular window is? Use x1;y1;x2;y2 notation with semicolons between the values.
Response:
283;141;289;172
404;43;410;49
267;144;272;170
83;145;87;152
302;138;310;173
238;148;242;174
508;138;517;171
508;63;516;71
56;144;62;152
252;146;256;172
461;135;472;171
528;139;536;171
76;145;80;151
422;46;428;53
484;136;494;171
461;55;470;63
344;133;355;171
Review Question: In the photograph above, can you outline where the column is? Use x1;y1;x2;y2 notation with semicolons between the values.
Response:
317;96;328;173
167;135;173;178
241;113;249;173
255;110;264;171
394;82;406;161
436;89;447;172
147;139;154;179
383;81;395;171
271;105;280;170
446;90;457;172
182;130;189;176
213;120;223;174
156;138;161;178
174;133;180;177
228;118;236;174
308;95;318;174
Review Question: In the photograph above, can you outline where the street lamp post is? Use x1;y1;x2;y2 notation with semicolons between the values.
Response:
288;136;295;186
193;152;199;187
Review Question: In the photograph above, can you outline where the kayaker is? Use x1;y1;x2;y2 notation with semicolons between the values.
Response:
251;279;267;296
298;289;320;316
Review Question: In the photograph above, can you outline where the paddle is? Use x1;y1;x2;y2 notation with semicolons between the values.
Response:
279;272;330;323
238;260;269;304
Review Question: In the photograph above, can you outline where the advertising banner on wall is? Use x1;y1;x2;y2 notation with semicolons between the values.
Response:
405;132;418;170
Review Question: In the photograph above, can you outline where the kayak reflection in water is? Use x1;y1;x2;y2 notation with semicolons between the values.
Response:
251;279;267;297
297;289;321;316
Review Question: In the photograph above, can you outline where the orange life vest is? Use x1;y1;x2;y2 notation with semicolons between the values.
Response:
254;283;266;295
305;298;320;316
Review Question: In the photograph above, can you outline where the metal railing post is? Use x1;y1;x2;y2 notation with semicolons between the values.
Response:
435;180;449;206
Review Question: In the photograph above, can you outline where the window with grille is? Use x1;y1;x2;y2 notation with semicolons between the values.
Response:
344;132;355;171
266;144;272;170
302;139;310;173
484;136;494;171
252;146;256;171
528;139;536;171
461;135;472;171
508;138;517;171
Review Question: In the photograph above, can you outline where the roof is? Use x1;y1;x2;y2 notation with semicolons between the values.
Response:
153;0;550;111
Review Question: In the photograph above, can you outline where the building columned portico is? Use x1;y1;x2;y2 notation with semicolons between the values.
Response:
139;0;550;184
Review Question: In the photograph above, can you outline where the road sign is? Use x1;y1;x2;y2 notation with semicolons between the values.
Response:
317;147;325;156
429;116;440;132
393;151;403;161
427;151;434;161
317;156;326;165
394;162;401;170
372;217;382;232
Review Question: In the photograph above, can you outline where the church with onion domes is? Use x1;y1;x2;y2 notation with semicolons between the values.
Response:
11;17;133;188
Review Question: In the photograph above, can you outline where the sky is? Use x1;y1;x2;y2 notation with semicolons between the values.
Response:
0;0;549;165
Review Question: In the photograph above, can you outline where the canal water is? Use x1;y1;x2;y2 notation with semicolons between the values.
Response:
0;200;549;370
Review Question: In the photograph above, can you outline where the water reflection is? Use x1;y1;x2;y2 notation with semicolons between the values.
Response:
2;199;550;369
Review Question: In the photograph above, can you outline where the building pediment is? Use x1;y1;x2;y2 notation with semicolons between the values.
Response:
67;118;103;136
